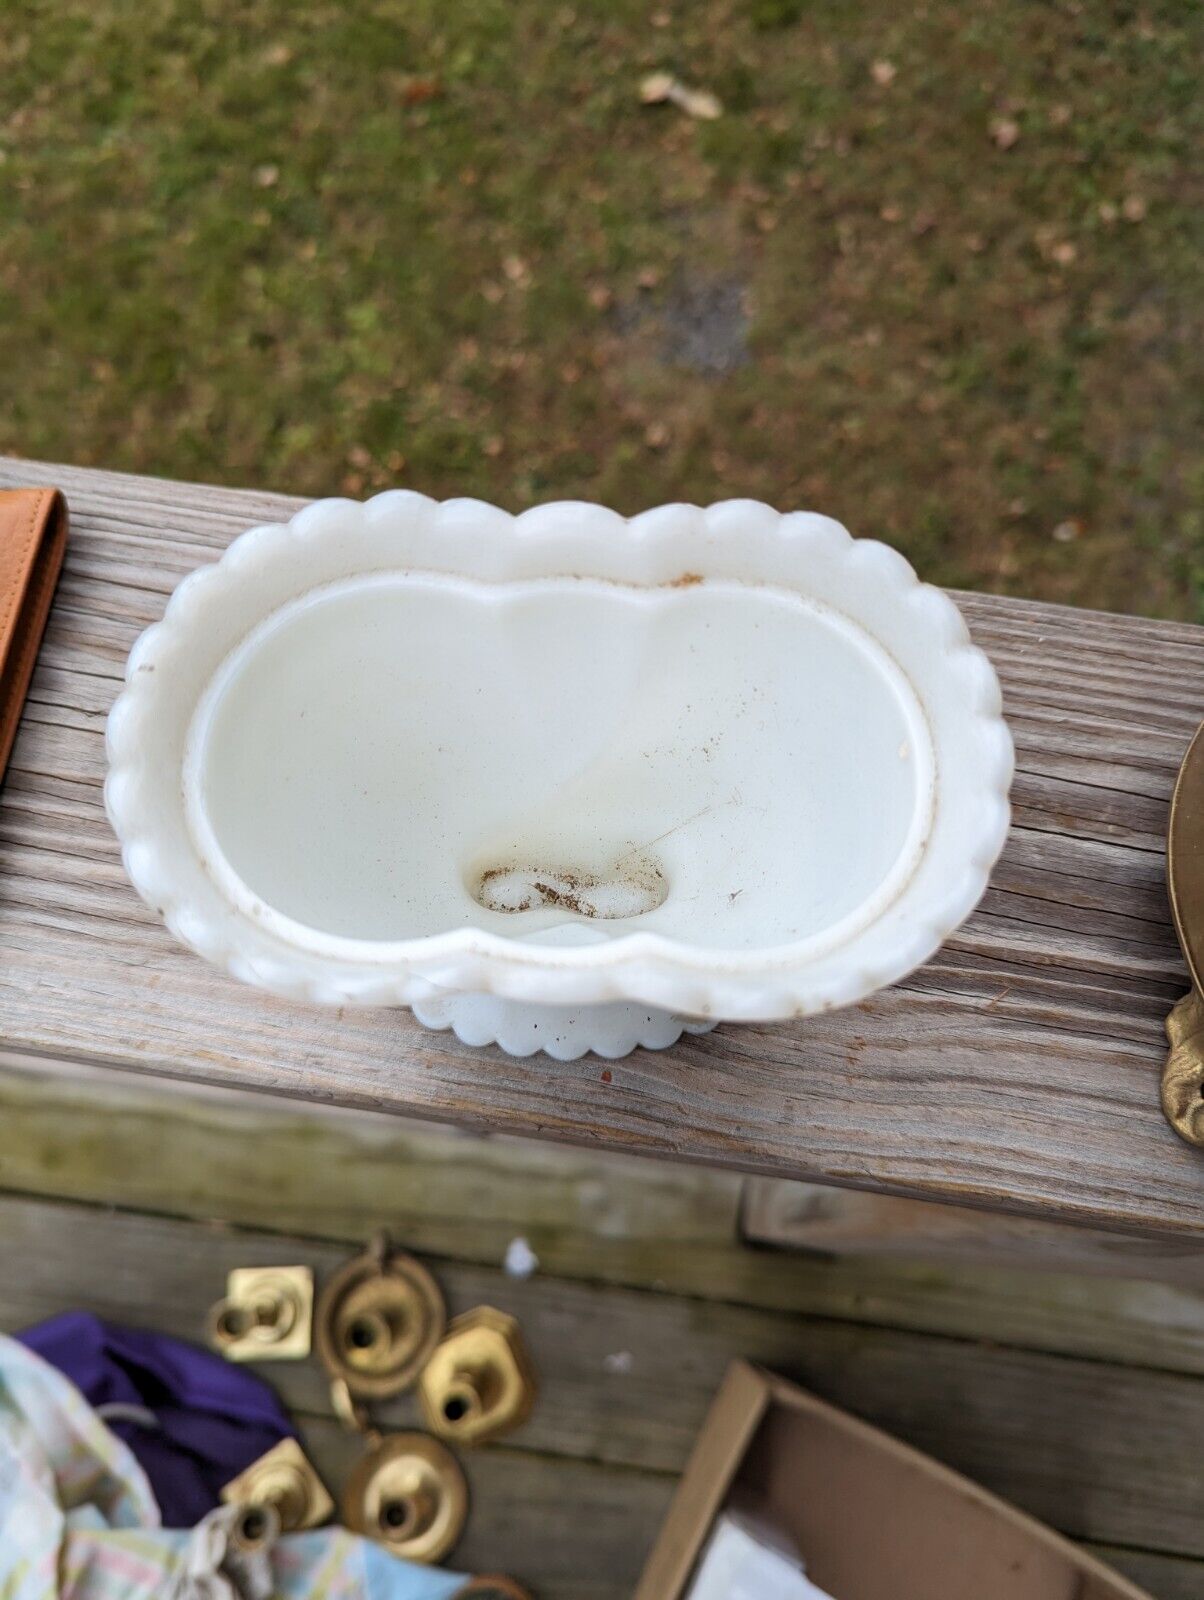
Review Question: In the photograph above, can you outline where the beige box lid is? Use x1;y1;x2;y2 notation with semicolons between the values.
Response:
636;1362;1153;1600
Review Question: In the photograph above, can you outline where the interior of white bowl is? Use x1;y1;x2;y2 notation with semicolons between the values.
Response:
186;572;934;958
105;495;1013;1016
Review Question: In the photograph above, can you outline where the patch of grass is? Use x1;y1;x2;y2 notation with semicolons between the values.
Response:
1;0;1201;615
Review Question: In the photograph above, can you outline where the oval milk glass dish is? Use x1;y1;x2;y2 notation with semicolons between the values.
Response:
105;495;1013;1060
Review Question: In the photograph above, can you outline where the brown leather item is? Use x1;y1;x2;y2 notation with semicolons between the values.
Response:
0;488;68;784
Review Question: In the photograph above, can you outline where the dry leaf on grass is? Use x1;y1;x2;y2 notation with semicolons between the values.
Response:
400;76;441;107
870;60;897;86
639;72;722;119
639;72;674;104
990;116;1020;150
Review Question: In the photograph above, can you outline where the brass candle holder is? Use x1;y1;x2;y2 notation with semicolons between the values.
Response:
419;1307;536;1447
209;1233;536;1576
341;1430;468;1564
207;1266;313;1361
220;1437;334;1532
315;1232;446;1400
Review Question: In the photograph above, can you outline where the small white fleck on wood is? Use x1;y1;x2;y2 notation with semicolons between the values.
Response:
504;1236;540;1278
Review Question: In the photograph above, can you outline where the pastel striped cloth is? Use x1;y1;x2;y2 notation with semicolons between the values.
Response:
0;1334;465;1599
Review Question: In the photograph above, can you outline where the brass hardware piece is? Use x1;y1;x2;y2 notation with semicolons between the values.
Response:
316;1233;446;1399
342;1431;468;1563
220;1438;334;1532
453;1580;532;1600
418;1306;536;1446
1164;722;1204;1146
1165;989;1204;1145
207;1265;313;1361
330;1375;374;1435
228;1500;280;1553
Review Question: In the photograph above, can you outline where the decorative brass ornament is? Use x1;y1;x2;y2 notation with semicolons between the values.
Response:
453;1580;532;1600
418;1306;536;1446
1165;721;1204;1147
1164;990;1204;1145
316;1232;446;1400
207;1265;314;1361
342;1431;468;1563
220;1438;334;1531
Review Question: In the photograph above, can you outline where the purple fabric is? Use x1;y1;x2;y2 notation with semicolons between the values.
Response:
17;1312;296;1528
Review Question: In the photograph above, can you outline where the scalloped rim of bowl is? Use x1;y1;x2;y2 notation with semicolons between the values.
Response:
105;495;1013;1020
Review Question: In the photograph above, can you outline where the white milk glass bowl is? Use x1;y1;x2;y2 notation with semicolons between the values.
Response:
105;495;1013;1059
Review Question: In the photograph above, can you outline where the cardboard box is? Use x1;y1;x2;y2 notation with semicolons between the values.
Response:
636;1362;1153;1600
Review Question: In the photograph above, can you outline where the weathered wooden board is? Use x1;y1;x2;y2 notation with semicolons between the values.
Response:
1;1193;1201;1560
2;455;1203;1235
1081;1545;1204;1600
742;1178;1204;1284
4;1062;1204;1377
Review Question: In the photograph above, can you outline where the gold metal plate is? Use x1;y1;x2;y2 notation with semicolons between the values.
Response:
1165;722;1204;1146
316;1235;446;1399
418;1306;536;1446
220;1437;334;1531
342;1431;468;1563
207;1265;314;1360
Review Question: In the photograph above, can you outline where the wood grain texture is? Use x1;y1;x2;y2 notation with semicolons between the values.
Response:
2;455;1203;1234
1081;1545;1204;1600
3;1062;1204;1377
1;1192;1201;1564
742;1178;1204;1285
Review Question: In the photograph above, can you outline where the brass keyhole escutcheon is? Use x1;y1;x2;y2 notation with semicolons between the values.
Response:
342;1431;468;1564
316;1236;446;1400
419;1306;536;1447
207;1266;314;1361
